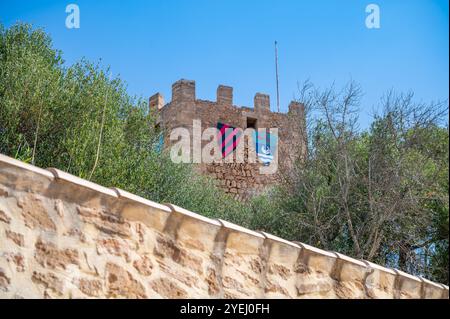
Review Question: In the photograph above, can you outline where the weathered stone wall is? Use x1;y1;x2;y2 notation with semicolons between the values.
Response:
153;79;307;200
0;154;448;299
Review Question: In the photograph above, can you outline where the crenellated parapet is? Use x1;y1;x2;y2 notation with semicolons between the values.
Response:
150;79;304;118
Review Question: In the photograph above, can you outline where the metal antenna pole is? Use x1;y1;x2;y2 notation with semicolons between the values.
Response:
275;41;280;113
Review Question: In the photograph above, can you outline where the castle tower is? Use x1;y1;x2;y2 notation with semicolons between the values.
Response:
152;79;306;201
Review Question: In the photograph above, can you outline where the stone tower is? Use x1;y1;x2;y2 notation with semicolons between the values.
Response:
150;79;307;201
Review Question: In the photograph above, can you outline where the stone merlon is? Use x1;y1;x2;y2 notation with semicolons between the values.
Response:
217;85;233;106
254;93;270;112
171;79;195;103
149;93;164;111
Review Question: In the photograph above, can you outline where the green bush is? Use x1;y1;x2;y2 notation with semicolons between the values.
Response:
0;22;250;224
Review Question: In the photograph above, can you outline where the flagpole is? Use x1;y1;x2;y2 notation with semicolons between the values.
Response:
275;41;280;113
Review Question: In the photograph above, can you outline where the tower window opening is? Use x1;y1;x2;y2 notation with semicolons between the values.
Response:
246;117;257;129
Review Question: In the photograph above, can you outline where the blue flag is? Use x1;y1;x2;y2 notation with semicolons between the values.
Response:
252;130;278;165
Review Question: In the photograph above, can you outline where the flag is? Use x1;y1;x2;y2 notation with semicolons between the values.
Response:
217;122;242;158
252;129;278;165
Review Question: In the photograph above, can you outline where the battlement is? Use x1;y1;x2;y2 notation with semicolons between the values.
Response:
149;79;304;116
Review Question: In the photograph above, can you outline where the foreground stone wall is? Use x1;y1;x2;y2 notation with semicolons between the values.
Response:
0;154;447;299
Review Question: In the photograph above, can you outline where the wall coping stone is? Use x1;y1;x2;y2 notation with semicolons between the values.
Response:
217;219;265;239
165;203;222;227
47;167;117;198
333;252;368;268
112;187;171;213
0;154;54;180
258;231;302;249
393;268;422;283
296;242;338;259
362;260;397;275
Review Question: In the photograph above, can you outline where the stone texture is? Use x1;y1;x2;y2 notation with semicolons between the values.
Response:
96;238;131;262
4;252;25;272
35;239;79;270
149;277;188;298
0;153;447;299
0;210;11;224
77;206;131;238
0;267;10;292
133;256;153;276
5;230;25;247
154;235;203;274
105;263;147;298
77;278;103;297
31;271;64;296
19;196;56;231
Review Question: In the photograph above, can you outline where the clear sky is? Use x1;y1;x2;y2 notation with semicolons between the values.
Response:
1;0;449;128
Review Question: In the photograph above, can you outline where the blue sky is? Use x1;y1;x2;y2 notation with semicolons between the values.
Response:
1;0;449;128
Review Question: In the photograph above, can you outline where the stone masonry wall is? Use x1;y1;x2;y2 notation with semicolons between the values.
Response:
152;79;307;201
0;154;448;299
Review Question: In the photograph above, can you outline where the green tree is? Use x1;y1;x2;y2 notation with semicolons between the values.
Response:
0;22;250;225
278;83;449;283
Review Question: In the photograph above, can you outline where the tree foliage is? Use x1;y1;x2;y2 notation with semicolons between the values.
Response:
0;23;250;223
271;82;449;283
